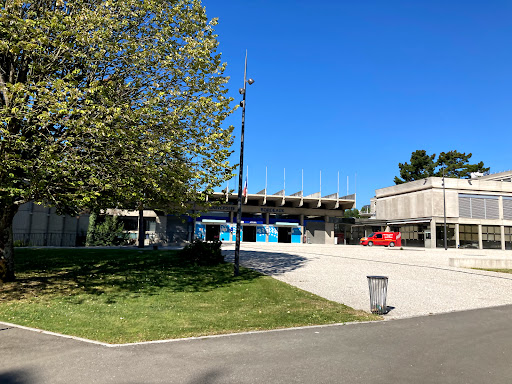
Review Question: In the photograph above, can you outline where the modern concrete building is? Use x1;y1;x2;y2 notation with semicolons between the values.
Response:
369;170;512;250
12;190;357;246
192;190;356;245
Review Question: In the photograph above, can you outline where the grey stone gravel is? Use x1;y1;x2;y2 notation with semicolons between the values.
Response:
223;243;512;319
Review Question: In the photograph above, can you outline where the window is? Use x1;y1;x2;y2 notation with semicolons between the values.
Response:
119;217;138;231
503;198;512;220
505;227;512;250
436;224;456;248
459;224;478;249
400;225;426;247
144;218;157;232
350;227;366;244
459;194;499;219
482;226;501;249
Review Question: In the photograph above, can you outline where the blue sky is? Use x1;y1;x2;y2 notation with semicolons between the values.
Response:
203;0;512;208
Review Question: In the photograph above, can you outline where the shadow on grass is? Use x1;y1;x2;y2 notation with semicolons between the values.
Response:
2;248;265;302
223;249;308;276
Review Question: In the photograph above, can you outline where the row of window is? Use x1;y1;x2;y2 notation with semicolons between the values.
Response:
437;224;512;249
459;195;512;220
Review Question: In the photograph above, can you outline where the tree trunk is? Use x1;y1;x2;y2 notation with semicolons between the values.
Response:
0;202;19;282
138;207;144;248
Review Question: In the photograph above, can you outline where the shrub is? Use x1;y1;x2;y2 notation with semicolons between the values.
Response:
178;239;224;266
13;239;29;247
86;213;127;246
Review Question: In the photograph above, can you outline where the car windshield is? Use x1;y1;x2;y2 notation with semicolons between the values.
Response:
368;233;374;238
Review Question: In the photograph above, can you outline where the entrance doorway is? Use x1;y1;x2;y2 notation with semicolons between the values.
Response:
278;227;291;243
205;225;220;241
243;226;256;242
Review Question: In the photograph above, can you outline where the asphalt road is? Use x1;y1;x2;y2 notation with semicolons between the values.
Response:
2;304;512;384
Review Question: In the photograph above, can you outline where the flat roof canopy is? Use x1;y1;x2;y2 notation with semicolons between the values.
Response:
208;191;356;218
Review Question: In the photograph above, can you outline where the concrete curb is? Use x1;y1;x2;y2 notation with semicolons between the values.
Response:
449;257;512;268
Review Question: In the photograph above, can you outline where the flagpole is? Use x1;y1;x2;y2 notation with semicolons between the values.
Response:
266;166;268;192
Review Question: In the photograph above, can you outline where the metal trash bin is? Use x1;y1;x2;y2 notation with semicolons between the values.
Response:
367;276;388;315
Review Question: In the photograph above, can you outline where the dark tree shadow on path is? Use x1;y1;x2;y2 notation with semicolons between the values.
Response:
223;249;308;275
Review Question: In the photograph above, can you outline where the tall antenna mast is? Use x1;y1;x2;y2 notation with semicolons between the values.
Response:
302;169;304;194
355;173;357;207
265;166;267;191
337;171;340;197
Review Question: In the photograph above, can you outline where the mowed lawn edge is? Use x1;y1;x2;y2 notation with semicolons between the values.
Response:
0;248;380;344
474;268;512;274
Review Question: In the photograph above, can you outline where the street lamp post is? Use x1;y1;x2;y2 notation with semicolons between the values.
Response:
443;168;448;250
234;51;254;277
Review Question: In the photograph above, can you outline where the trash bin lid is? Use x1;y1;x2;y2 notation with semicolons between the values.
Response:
367;275;388;279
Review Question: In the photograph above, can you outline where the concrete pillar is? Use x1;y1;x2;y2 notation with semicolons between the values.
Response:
299;215;305;244
60;215;66;246
265;213;270;243
27;202;34;244
430;218;437;248
501;225;506;251
455;223;460;249
192;215;196;242
45;207;51;246
229;211;234;223
75;216;81;247
478;224;483;250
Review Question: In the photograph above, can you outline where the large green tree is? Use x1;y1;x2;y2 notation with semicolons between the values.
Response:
343;208;360;218
394;150;489;184
0;0;236;281
434;150;489;178
393;150;436;184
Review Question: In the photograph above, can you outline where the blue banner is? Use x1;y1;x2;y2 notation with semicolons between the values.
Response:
195;223;206;241
220;224;230;241
291;227;302;244
256;225;267;242
268;225;278;243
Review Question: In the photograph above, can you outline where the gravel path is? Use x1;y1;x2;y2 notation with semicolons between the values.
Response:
223;243;512;319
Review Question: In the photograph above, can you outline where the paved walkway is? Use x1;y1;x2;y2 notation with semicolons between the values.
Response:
2;305;512;383
223;244;512;319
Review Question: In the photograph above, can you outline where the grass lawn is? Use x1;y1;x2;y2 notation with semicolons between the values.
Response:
474;268;512;274
0;248;378;343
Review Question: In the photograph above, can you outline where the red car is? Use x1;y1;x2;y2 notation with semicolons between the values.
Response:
360;232;401;247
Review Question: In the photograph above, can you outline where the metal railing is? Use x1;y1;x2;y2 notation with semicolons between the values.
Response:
13;233;83;247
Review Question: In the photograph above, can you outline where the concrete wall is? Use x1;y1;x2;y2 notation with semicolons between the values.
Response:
375;177;510;221
305;222;326;244
13;202;89;246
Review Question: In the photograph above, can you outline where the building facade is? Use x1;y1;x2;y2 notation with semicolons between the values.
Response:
12;190;356;246
369;171;512;250
191;191;355;245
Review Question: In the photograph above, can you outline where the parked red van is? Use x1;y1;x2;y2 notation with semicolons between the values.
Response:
360;232;401;247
